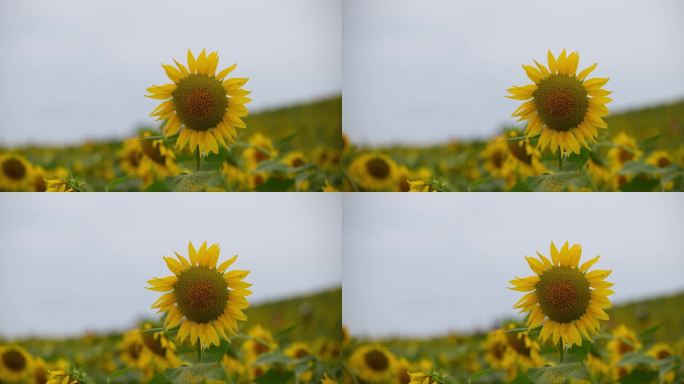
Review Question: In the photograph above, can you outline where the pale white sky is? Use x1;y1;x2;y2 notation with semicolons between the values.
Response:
343;193;684;337
0;0;341;145
0;193;342;338
344;0;684;145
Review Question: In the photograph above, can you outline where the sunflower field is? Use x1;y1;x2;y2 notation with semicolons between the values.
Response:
0;242;341;384
0;50;342;193
341;51;684;192
342;243;684;384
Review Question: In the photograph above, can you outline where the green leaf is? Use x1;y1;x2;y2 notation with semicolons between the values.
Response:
510;373;533;384
105;176;130;192
256;161;294;173
254;352;294;366
142;327;166;333
147;373;172;384
567;148;590;170
255;369;295;384
527;171;580;192
618;368;659;384
619;161;658;175
144;180;171;192
638;324;662;339
568;339;592;361
467;176;493;192
619;175;660;192
509;180;531;192
274;324;299;343
468;367;495;383
166;171;223;192
619;352;657;366
274;132;299;148
638;133;663;150
164;363;226;383
255;178;295;192
504;327;529;333
106;368;130;384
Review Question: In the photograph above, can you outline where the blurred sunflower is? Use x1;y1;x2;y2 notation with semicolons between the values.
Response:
147;241;251;349
349;344;396;383
0;345;33;382
30;166;48;192
482;138;512;181
607;325;641;363
510;241;613;348
138;323;182;374
46;368;86;384
505;131;546;178
120;133;180;184
0;153;32;191
119;329;144;369
349;153;398;191
243;133;278;170
647;150;674;169
508;50;611;156
243;325;278;362
607;132;642;171
32;357;49;384
147;49;251;155
407;372;439;384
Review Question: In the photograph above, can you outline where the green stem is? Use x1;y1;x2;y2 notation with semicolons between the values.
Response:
558;151;563;172
559;341;565;363
195;149;201;171
196;343;202;363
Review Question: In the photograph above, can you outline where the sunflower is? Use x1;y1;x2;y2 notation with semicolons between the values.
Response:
147;49;251;156
407;372;439;384
395;358;412;384
30;166;48;192
282;151;309;169
349;344;396;383
482;138;513;181
32;357;49;384
510;241;613;349
607;132;642;172
120;329;144;369
285;342;314;382
121;133;180;183
147;241;251;349
46;368;86;384
242;325;278;363
349;153;399;191
243;133;278;170
138;323;182;374
0;345;33;382
606;325;641;363
322;180;339;192
508;50;611;156
221;162;247;191
504;131;547;178
0;153;33;191
322;373;337;384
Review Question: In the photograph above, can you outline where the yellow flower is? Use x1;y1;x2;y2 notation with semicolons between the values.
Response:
508;50;611;156
242;325;278;363
322;373;337;384
607;325;641;363
349;345;396;383
46;369;84;384
484;325;544;380
0;153;33;191
243;133;278;170
607;132;642;171
647;150;674;169
510;241;613;348
147;49;251;155
349;153;399;191
147;241;251;349
322;180;339;192
0;345;33;382
32;357;49;384
119;329;144;369
407;372;438;384
408;180;437;192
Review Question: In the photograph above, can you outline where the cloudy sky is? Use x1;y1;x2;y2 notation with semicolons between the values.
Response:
0;193;341;338
343;193;684;337
0;0;341;145
344;0;684;145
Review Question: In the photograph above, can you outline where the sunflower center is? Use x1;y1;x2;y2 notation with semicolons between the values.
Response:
364;350;389;372
507;142;533;165
618;149;634;164
534;75;588;132
253;341;270;355
174;266;228;323
505;333;531;357
2;159;27;180
2;350;26;371
253;150;269;163
142;333;167;357
295;348;309;358
490;150;505;169
656;157;671;168
292;158;305;168
536;266;590;323
141;141;167;165
656;349;671;360
618;340;634;355
366;158;390;179
127;342;142;360
172;74;228;132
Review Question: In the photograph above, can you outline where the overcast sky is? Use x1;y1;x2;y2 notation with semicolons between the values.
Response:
343;193;684;338
0;0;341;145
0;193;341;338
343;0;684;145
